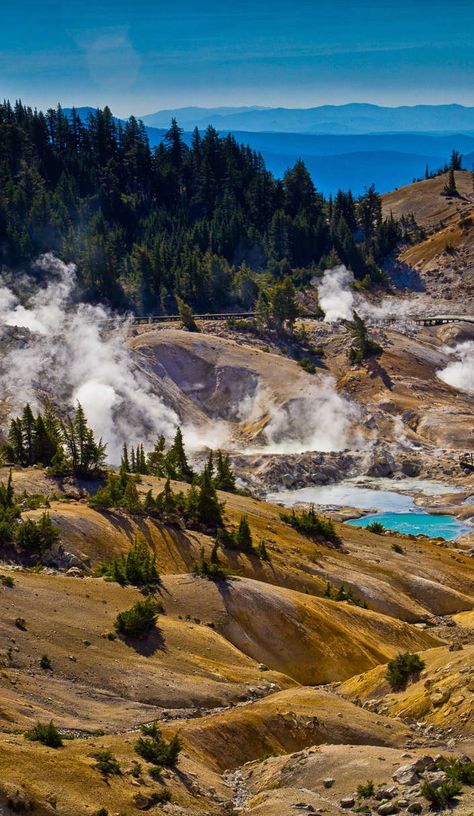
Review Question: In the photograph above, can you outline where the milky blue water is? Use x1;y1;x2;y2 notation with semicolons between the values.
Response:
346;512;471;541
267;480;472;541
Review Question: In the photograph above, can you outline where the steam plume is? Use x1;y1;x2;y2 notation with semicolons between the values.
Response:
437;342;474;395
315;265;417;323
0;254;178;462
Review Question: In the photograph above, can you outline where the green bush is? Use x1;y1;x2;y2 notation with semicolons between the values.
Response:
15;512;60;553
25;721;63;748
421;778;462;807
0;574;14;587
386;652;425;691
135;722;182;767
297;357;316;374
280;506;341;545
97;536;159;588
366;521;385;535
94;749;122;779
437;756;474;784
40;654;52;670
114;598;158;638
357;780;374;798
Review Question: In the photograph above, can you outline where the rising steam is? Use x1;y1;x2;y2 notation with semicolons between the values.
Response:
315;265;416;323
0;255;178;462
437;342;474;395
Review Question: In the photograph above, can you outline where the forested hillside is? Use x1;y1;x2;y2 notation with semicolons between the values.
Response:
0;101;402;313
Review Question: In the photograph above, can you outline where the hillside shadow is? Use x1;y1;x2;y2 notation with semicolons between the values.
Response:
119;624;166;656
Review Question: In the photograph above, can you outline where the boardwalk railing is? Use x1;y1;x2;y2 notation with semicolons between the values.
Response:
131;311;474;327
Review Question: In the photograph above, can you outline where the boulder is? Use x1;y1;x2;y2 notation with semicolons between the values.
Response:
392;766;419;786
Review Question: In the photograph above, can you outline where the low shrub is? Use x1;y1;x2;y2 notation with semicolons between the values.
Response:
297;357;316;374
135;722;182;767
94;749;122;779
96;536;159;588
114;598;158;638
386;652;425;691
366;521;385;535
421;778;462;808
437;756;474;784
25;721;63;748
357;780;374;798
0;574;14;587
40;654;52;670
280;505;341;545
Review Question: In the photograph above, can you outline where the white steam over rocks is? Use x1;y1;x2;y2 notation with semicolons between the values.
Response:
315;265;417;324
316;265;355;322
0;254;178;462
438;341;474;395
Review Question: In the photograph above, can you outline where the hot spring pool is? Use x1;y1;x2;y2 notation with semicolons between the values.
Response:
267;480;472;541
346;511;471;541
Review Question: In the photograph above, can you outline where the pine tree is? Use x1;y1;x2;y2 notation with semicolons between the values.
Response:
234;515;253;552
121;444;130;472
166;427;194;482
21;404;35;465
197;465;222;528
176;296;199;332
214;451;236;492
121;479;142;515
147;435;166;476
443;166;457;196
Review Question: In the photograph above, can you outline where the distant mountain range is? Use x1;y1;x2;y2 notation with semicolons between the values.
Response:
65;106;474;196
140;103;474;135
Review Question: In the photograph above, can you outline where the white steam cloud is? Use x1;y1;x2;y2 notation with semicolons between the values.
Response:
239;380;361;455
0;254;179;462
315;265;417;324
437;342;474;395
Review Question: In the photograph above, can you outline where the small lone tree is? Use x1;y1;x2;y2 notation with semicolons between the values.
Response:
234;515;253;552
347;311;382;363
443;166;458;196
176;296;199;332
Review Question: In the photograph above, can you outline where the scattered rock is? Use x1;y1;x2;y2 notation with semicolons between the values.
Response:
323;778;335;789
340;797;355;808
378;803;399;815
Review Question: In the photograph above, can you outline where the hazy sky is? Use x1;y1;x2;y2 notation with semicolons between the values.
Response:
2;0;474;116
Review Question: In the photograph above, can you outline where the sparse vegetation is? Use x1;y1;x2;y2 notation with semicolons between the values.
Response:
421;778;462;808
134;722;182;767
0;573;14;587
323;581;368;608
96;536;159;588
94;749;122;779
114;598;159;638
24;721;63;748
366;521;385;534
280;505;341;545
39;654;52;670
357;780;375;798
386;652;425;690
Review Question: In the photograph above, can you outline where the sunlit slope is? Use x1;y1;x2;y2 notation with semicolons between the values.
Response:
179;686;411;772
4;464;472;622
382;170;473;228
340;644;474;734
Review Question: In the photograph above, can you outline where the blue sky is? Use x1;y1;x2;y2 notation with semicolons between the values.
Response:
2;0;473;116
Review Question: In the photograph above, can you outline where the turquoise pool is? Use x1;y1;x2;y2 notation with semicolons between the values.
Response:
346;511;471;541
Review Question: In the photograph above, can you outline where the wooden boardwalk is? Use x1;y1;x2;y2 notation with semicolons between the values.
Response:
131;312;474;327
